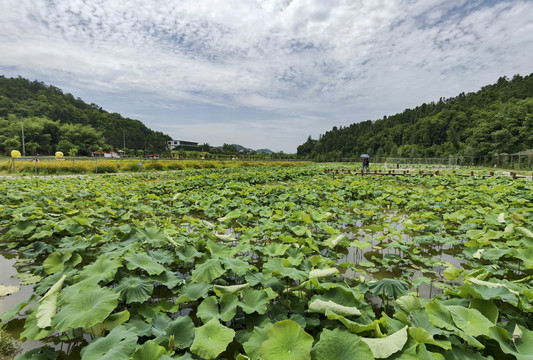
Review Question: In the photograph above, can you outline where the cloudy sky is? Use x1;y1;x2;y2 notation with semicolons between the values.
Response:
1;0;532;152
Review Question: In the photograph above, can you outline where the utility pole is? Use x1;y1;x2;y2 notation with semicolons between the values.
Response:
21;117;25;156
123;131;126;155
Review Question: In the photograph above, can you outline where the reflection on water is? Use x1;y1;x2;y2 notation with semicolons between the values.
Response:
0;252;48;354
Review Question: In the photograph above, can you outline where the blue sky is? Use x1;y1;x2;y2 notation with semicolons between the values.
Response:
1;0;532;153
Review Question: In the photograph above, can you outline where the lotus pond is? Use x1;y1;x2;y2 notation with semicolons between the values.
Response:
0;164;532;359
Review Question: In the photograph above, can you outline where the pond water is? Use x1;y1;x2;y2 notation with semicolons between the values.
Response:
0;252;45;354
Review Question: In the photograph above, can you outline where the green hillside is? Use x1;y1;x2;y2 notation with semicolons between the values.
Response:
298;74;533;161
0;76;170;156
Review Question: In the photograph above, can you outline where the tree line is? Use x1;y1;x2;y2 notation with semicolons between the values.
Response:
297;74;533;161
0;76;170;156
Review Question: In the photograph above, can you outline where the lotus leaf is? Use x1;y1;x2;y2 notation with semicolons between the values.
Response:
0;284;20;297
138;222;173;247
448;306;495;337
43;251;81;274
309;299;361;317
190;319;235;359
309;268;339;279
177;282;211;303
242;323;274;360
469;298;498;323
258;320;314;360
74;255;122;284
154;315;195;349
115;276;154;304
14;346;58;360
361;325;408;359
36;274;66;328
213;283;250;295
395;295;422;313
124;251;166;275
80;326;137;360
240;288;270;315
191;258;226;283
368;278;409;299
52;285;119;331
311;328;374;360
132;340;167;360
408;327;451;350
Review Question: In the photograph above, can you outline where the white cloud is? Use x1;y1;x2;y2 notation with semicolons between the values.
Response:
1;0;532;152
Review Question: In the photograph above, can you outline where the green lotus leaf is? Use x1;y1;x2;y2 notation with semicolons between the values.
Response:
80;326;137;360
262;243;290;257
324;234;348;249
443;265;461;280
259;320;313;360
324;311;379;334
147;249;175;265
124;251;166;275
311;328;374;360
91;310;130;336
222;258;256;276
361;325;408;359
177;282;211;303
43;251;82;274
408;327;451;350
52;285;119;332
469;298;498;323
197;296;219;323
153;315;195;349
137;222;172;247
75;255;122;284
459;278;519;305
490;324;533;360
132;340;167;360
36;274;66;328
190;319;235;359
14;346;58;360
289;225;310;237
115;276;154;304
151;271;183;291
309;268;339;279
263;258;307;281
425;300;484;349
214;233;236;242
18;273;43;286
516;226;533;239
21;306;54;340
219;293;238;322
368;278;409;299
191;259;226;283
309;299;361;317
0;284;20;297
219;209;244;222
240;288;270;315
395;295;422;313
515;247;533;269
6;220;36;238
242;324;274;360
447;306;494;337
213;283;250;296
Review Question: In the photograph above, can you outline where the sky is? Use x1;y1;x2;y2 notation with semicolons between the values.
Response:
1;0;532;153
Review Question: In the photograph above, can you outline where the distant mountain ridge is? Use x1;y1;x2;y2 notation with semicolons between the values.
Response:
297;73;533;161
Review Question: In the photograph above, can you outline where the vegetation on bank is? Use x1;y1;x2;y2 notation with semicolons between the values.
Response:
298;73;533;161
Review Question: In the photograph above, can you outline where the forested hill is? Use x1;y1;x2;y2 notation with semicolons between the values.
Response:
0;76;170;156
297;74;533;161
